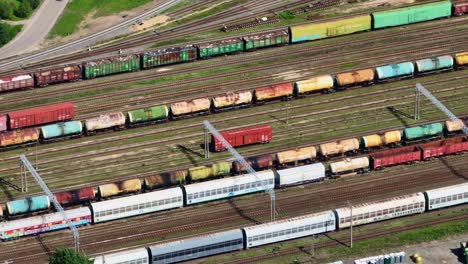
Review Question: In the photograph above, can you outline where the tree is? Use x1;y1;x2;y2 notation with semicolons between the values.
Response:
14;1;32;19
25;0;40;9
0;0;15;20
49;247;92;264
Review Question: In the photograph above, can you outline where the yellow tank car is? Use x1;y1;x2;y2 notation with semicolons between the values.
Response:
383;131;401;145
455;52;468;66
361;134;383;148
294;75;334;95
335;69;374;87
319;138;359;156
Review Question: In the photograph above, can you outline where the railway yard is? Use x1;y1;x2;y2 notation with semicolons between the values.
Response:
0;0;467;264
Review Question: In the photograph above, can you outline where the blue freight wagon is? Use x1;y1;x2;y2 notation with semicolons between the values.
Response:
376;62;414;80
6;195;50;215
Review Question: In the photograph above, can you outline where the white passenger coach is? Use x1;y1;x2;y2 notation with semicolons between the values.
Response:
425;182;468;210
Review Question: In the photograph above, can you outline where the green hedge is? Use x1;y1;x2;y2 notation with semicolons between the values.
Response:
0;23;23;47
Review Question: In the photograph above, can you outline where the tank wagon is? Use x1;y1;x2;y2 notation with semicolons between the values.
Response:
6;195;50;216
188;161;231;181
98;179;142;198
91;182;468;264
0;1;466;94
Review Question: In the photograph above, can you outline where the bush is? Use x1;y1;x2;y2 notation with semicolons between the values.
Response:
0;1;15;19
0;23;23;47
14;1;32;18
49;247;92;264
0;0;40;20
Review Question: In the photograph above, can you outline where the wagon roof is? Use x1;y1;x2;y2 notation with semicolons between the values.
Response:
243;29;289;40
0;74;33;83
35;64;82;73
143;45;195;56
195;37;243;48
83;54;139;65
8;102;74;118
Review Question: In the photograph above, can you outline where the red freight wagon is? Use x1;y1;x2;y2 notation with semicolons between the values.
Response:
54;187;96;206
34;65;82;86
453;0;468;16
212;124;272;152
0;115;7;132
370;146;421;169
8;102;75;129
0;74;34;92
419;136;468;160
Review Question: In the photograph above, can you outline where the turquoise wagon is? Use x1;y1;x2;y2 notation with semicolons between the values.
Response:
375;62;414;80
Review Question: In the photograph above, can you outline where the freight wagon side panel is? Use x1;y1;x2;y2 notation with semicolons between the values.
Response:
141;46;197;69
0;128;39;147
370;146;421;169
0;75;34;92
244;30;289;50
34;65;82;86
290;15;371;43
8;102;75;129
453;1;468;16
372;1;452;29
197;39;244;58
0;115;7;132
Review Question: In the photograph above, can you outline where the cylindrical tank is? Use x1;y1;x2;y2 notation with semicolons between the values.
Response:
144;171;186;189
375;62;414;79
383;130;402;144
329;157;369;174
127;106;169;124
455;52;468;66
335;69;374;87
254;83;293;101
54;187;96;205
170;98;211;116
0;128;39;147
98;183;120;198
99;179;141;198
415;55;453;73
445;120;464;132
294;75;334;94
404;123;443;140
6;195;51;215
40;121;83;139
319;138;360;156
361;134;383;148
232;154;273;174
276;146;317;165
84;112;126;132
188;161;231;181
212;91;253;109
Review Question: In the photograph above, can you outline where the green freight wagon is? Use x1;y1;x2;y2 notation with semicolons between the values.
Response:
127;105;169;125
290;15;371;43
83;54;140;79
141;45;197;69
403;122;443;140
243;29;289;50
195;38;244;58
372;1;452;29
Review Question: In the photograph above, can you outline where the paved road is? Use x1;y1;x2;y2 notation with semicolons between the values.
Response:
0;0;183;69
0;0;70;60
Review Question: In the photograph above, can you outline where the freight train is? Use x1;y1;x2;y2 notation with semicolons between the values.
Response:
90;182;466;264
1;49;468;151
1;119;465;219
0;1;467;93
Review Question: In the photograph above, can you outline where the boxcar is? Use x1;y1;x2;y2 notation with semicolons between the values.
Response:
212;91;253;110
0;128;39;148
92;187;183;223
149;229;244;263
170;98;211;117
127;106;169;125
370;146;421;169
254;83;294;102
319;138;360;157
294;75;334;95
243;29;289;50
453;0;468;16
184;170;275;205
375;62;414;80
0;207;91;240
329;157;369;175
335;68;374;87
8;102;75;129
371;1;452;29
232;154;273;174
243;210;335;248
0;115;7;132
290;15;371;43
141;45;197;69
188;161;232;181
455;52;468;66
144;171;187;189
419;136;468;160
40;121;83;140
84;112;126;132
196;38;244;58
403;122;443;140
424;182;468;211
93;248;149;264
6;195;50;215
83;54;140;79
276;146;317;165
415;55;453;73
54;187;96;206
211;124;272;152
34;65;82;86
98;179;142;198
335;193;425;229
0;74;34;92
276;163;326;186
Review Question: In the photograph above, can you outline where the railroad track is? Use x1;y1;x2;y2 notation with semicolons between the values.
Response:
0;157;465;263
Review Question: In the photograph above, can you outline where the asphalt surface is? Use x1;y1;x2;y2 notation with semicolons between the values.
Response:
0;0;183;69
0;0;70;60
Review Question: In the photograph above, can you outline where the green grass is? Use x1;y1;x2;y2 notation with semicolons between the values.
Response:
161;0;192;14
0;23;22;47
48;0;154;38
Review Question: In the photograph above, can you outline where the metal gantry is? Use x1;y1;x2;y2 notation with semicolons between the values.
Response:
19;154;80;251
203;121;277;221
415;83;468;134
